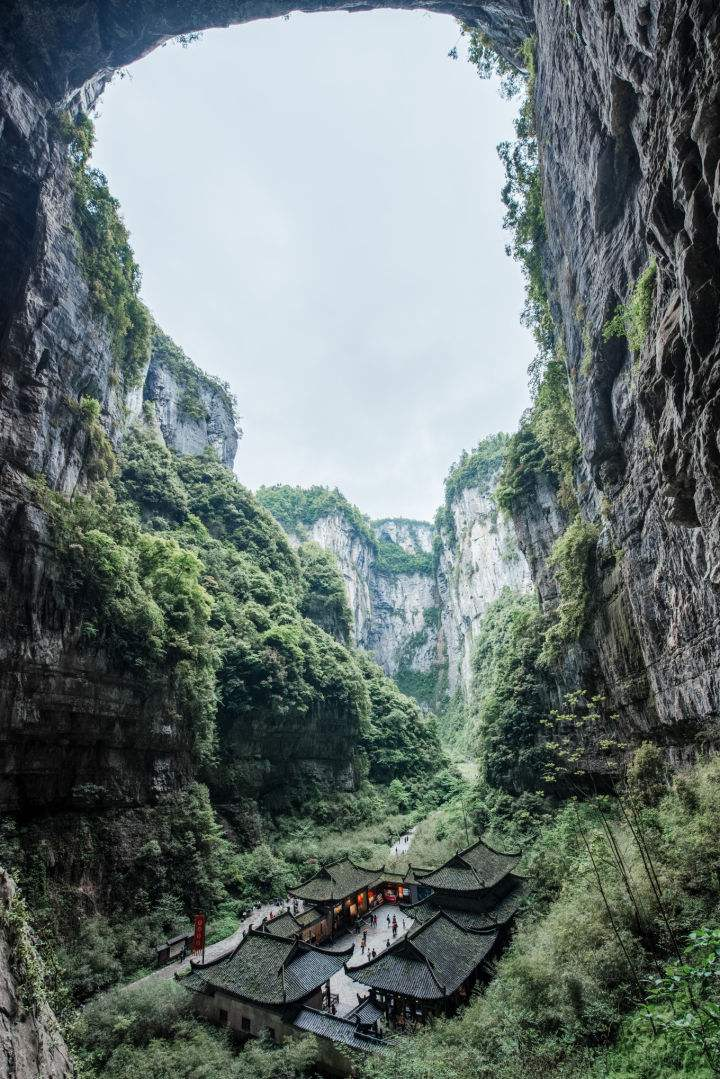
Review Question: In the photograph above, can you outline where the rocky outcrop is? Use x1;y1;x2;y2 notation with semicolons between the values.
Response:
285;514;441;684
278;482;530;703
0;872;73;1079
438;485;532;695
511;0;720;759
141;332;239;469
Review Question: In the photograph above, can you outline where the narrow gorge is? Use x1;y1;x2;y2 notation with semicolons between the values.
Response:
1;1;720;1077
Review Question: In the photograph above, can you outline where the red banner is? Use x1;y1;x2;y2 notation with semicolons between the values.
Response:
192;913;206;955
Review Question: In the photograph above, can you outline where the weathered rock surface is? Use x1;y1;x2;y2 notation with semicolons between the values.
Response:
437;484;532;695
0;872;73;1079
141;336;239;469
519;0;720;758
1;0;720;813
280;482;530;702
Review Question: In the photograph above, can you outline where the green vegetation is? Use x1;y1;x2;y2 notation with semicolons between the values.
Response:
539;515;599;666
151;328;237;424
470;589;550;793
603;261;657;353
69;395;117;481
256;484;433;575
69;980;319;1079
357;652;457;799
365;755;720;1079
40;481;217;760
496;356;580;515
59;112;151;385
297;541;353;644
394;666;442;710
443;432;510;507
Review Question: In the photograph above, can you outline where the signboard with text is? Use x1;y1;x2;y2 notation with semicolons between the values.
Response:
192;913;206;955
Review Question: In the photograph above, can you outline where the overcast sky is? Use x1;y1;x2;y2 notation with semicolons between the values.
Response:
91;11;533;521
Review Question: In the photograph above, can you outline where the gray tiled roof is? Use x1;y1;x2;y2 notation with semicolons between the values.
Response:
382;866;432;886
346;913;497;1000
295;906;323;927
184;931;351;1006
408;878;527;929
293;1008;386;1053
352;998;384;1025
265;912;301;939
417;839;520;893
290;859;385;903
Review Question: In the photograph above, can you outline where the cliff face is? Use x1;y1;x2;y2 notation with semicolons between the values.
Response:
437;484;532;695
274;479;531;705
508;0;720;760
141;332;239;469
0;872;73;1079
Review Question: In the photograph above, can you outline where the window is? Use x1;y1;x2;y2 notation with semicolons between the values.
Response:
218;1009;228;1024
241;1016;251;1032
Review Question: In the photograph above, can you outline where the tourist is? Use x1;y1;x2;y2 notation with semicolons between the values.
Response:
386;938;390;949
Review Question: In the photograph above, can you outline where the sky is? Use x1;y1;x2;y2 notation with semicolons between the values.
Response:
91;10;533;521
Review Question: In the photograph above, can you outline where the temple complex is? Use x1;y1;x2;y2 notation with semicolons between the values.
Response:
183;837;525;1071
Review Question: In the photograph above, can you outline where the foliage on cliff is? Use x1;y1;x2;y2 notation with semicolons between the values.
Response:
443;432;510;506
539;515;599;666
496;355;580;515
297;541;353;644
256;484;433;575
150;328;237;423
41;479;217;760
59;112;151;386
603;261;657;354
356;653;458;801
470;589;550;793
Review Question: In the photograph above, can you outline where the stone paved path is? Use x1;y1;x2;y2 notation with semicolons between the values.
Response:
328;902;414;1015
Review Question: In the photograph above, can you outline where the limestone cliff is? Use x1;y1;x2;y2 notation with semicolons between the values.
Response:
141;331;239;470
258;463;532;707
437;482;532;696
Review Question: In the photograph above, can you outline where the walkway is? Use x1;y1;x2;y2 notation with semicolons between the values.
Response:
127;898;285;989
390;827;416;858
328;902;415;1015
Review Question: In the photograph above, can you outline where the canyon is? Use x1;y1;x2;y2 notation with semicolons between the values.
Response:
0;0;720;1073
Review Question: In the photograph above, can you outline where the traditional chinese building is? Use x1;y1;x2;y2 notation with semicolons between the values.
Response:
346;910;497;1022
288;857;431;941
183;930;352;1039
346;838;525;1024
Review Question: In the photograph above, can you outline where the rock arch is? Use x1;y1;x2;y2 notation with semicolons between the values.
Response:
2;0;533;104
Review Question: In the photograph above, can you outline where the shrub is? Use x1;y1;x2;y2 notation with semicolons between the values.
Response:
298;541;353;644
470;589;551;793
60;112;151;385
540;515;599;666
603;261;657;353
